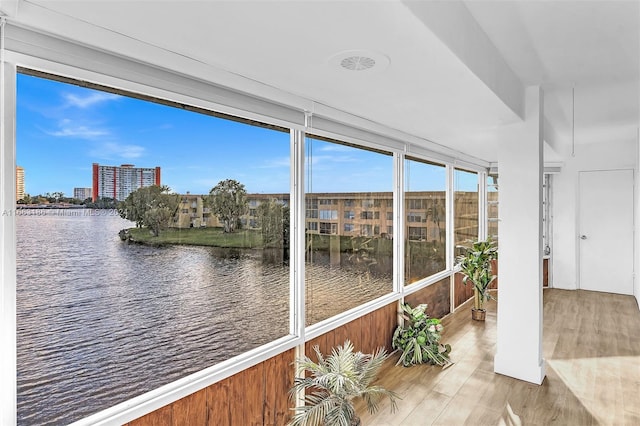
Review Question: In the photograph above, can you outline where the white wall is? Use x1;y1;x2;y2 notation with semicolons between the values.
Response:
636;133;640;308
552;139;637;291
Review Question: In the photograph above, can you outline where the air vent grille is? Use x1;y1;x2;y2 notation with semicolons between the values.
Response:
340;56;376;71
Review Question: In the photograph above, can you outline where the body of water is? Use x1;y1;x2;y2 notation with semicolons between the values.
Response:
16;211;391;424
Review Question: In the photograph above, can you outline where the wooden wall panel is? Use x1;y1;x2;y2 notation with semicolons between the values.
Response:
490;259;498;289
131;349;295;426
172;390;207;425
244;363;265;426
229;369;245;425
207;380;231;426
405;277;451;319
453;272;474;309
130;301;399;426
305;333;329;362
371;302;397;353
128;404;172;426
360;311;374;354
304;301;397;362
345;316;363;351
264;349;295;426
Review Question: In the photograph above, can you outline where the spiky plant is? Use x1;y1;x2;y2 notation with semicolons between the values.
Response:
289;340;398;426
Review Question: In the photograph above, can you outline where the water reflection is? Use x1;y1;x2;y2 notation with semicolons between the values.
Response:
16;213;390;424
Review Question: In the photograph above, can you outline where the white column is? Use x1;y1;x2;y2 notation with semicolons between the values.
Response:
494;86;545;384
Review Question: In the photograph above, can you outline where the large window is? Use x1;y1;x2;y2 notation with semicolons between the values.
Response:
454;169;479;256
16;72;291;424
305;137;393;325
404;157;447;285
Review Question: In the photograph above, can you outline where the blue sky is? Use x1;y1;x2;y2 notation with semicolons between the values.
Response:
17;73;477;197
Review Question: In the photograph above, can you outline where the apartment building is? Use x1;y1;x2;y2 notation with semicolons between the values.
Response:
15;166;24;201
92;163;161;201
175;191;478;243
73;187;92;201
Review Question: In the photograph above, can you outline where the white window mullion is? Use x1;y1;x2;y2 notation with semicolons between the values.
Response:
479;170;488;241
394;151;405;296
290;128;306;340
1;17;18;426
446;165;454;271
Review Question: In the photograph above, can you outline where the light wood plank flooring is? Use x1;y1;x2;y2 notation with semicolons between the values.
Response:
356;289;640;425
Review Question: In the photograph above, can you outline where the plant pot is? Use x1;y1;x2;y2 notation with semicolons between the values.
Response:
471;308;486;321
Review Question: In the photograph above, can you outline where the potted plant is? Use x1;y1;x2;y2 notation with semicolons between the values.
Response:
392;303;451;367
456;238;498;321
289;340;398;426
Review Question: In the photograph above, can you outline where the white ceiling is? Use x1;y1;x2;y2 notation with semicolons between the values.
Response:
1;0;638;163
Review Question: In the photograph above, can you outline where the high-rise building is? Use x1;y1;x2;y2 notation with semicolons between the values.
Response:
92;163;161;201
73;187;92;201
16;166;24;201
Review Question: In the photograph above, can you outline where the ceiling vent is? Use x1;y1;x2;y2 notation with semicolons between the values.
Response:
340;56;376;71
328;50;390;73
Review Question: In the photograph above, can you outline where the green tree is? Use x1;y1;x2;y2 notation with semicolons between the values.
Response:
427;199;445;242
119;185;179;236
208;179;248;233
18;194;32;205
257;198;288;247
45;191;65;203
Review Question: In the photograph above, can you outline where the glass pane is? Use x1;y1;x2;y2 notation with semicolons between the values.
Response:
305;137;393;326
487;174;499;242
404;158;446;285
16;72;291;423
454;169;479;256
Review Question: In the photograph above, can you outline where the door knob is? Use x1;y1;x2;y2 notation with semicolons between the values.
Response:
580;235;587;240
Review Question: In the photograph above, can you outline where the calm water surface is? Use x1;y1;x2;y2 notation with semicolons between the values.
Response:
16;212;390;425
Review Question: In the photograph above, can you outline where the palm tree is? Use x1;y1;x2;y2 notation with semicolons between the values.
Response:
289;340;398;426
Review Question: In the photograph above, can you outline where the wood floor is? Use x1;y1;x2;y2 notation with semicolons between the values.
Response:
355;289;640;425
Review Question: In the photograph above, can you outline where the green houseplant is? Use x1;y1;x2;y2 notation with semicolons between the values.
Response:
289;340;398;426
392;303;451;367
456;238;498;321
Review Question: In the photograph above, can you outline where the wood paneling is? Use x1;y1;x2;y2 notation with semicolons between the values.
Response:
405;277;451;318
172;390;207;425
454;272;474;309
128;404;172;426
244;363;265;426
229;368;245;425
305;301;397;364
129;349;294;426
263;349;294;426
207;379;231;426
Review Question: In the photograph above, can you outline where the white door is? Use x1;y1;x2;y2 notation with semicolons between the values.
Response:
578;169;634;295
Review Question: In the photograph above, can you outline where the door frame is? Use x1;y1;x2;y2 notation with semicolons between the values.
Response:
577;168;635;294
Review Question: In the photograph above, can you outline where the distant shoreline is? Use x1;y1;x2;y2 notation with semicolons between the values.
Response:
123;226;266;249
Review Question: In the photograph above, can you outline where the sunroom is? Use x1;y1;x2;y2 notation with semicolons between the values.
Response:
1;1;638;425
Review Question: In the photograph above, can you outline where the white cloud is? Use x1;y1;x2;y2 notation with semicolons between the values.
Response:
64;92;120;109
46;119;109;139
90;142;145;160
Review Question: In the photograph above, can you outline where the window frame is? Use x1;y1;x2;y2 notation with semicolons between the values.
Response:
1;23;491;425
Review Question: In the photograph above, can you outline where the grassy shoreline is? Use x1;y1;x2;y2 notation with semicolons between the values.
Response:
126;226;263;248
